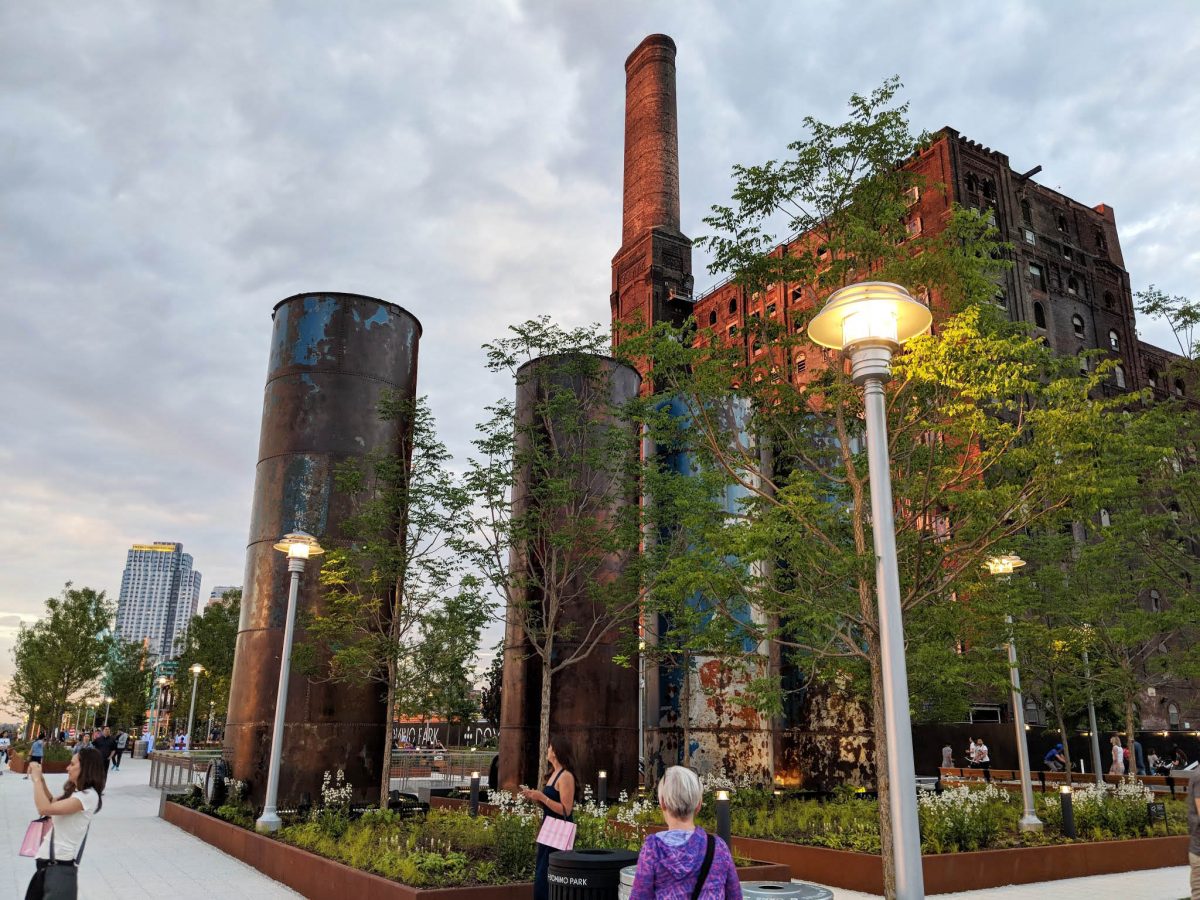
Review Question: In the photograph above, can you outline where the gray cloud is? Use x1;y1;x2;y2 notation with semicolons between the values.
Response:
1;0;1196;708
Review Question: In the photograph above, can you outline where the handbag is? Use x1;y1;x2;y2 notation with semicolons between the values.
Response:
40;824;89;900
19;817;51;857
535;816;577;851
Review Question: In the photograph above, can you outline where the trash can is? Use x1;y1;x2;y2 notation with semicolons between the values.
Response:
742;883;833;899
617;865;636;900
548;848;638;899
133;740;148;759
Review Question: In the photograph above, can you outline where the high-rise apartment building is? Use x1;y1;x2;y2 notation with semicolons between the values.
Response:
115;542;202;659
206;585;240;610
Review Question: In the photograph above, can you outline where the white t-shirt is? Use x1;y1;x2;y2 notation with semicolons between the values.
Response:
38;787;99;861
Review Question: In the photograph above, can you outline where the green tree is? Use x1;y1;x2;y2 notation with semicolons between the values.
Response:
629;79;1140;896
295;395;484;805
103;639;153;732
479;640;504;730
464;318;646;788
6;584;112;741
173;588;241;744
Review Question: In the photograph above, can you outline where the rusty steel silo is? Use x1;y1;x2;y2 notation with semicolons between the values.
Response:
224;292;420;807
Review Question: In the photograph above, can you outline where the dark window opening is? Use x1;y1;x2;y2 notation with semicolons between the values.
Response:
728;297;738;315
1109;329;1120;351
1029;262;1046;291
1175;378;1187;397
1094;228;1108;252
1021;200;1032;225
982;178;996;200
1034;302;1047;329
1056;212;1068;233
708;310;717;326
1072;314;1085;338
1148;369;1158;389
1151;590;1162;612
1104;291;1115;309
965;173;979;193
1067;276;1079;296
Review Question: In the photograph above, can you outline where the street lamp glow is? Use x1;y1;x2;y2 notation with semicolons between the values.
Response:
984;554;1026;576
807;280;929;900
190;664;205;676
807;281;931;351
272;531;325;560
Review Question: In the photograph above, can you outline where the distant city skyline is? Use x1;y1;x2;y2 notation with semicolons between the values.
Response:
115;542;202;660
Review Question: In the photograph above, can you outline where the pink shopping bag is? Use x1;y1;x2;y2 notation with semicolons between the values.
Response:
535;817;577;851
19;817;51;857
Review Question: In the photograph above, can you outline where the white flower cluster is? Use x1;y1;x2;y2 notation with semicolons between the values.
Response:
612;792;656;828
918;782;1005;813
489;789;539;824
320;769;353;808
222;777;246;803
699;767;757;793
1071;776;1153;808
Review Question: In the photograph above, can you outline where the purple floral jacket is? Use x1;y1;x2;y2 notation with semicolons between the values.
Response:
629;827;742;900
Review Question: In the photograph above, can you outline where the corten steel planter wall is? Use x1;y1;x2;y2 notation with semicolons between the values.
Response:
161;800;533;900
224;292;422;809
498;355;642;795
726;833;1189;895
7;753;70;775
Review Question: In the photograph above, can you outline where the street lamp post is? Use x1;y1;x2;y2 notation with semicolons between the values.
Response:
152;676;169;749
809;282;931;900
185;664;205;753
102;696;113;728
985;556;1043;832
207;701;216;745
257;531;325;834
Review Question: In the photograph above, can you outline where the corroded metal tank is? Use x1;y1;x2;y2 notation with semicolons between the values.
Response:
498;355;642;794
224;292;421;807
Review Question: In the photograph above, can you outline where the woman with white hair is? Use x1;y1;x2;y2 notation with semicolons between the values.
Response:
630;766;741;899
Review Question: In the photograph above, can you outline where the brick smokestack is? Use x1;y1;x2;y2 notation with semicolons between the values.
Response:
622;34;681;247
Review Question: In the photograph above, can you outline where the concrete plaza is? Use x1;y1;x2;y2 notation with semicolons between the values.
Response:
0;755;1190;898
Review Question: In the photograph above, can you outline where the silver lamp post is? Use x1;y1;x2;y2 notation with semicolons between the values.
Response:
185;664;205;753
207;700;216;745
257;530;325;834
985;554;1043;832
151;676;169;749
102;695;113;728
809;281;931;900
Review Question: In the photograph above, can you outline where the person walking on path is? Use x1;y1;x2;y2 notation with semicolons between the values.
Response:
112;729;128;771
25;746;106;900
24;733;45;780
91;727;117;772
1111;736;1126;776
629;765;742;900
975;738;992;782
520;737;576;900
1188;769;1200;898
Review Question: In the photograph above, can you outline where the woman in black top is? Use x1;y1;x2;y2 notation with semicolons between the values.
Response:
521;736;576;900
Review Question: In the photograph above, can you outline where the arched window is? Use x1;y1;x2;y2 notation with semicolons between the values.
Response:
1109;329;1120;350
1114;364;1126;389
1067;276;1079;296
1148;369;1159;389
1170;704;1180;727
1034;302;1047;329
728;297;738;315
1100;508;1111;527
1072;314;1085;338
1151;590;1162;612
1104;291;1115;309
709;310;717;326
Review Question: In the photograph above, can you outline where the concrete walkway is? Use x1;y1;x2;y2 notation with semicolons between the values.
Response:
804;865;1190;898
1;755;298;899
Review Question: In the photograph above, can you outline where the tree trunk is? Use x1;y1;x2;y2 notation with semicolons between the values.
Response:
1049;677;1072;782
381;661;397;808
1124;696;1138;776
681;650;692;766
538;661;553;790
869;636;897;900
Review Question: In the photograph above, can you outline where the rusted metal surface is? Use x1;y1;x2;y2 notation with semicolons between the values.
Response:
498;356;642;794
224;292;421;807
777;680;875;791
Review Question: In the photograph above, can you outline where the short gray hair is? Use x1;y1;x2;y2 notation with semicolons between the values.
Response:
657;766;703;818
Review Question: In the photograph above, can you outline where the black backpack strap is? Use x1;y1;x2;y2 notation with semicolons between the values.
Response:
690;833;716;900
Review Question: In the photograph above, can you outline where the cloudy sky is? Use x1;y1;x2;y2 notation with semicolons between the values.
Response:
2;1;1197;716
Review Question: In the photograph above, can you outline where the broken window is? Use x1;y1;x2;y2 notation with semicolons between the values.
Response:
1029;262;1046;291
1067;276;1079;296
1072;314;1085;338
1108;329;1119;351
1148;369;1159;389
1034;302;1047;329
1056;212;1068;233
1094;228;1108;252
1021;199;1032;225
1104;291;1115;309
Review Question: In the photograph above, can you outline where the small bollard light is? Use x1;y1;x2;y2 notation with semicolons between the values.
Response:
1059;784;1076;838
469;771;481;817
715;790;732;846
598;770;608;806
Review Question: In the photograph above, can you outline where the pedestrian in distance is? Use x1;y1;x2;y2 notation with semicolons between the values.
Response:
1133;738;1147;776
91;727;117;772
112;728;129;771
1043;743;1067;772
975;738;992;782
520;736;576;900
1110;736;1126;776
25;746;106;900
629;765;742;899
0;729;11;773
25;732;46;780
940;745;953;769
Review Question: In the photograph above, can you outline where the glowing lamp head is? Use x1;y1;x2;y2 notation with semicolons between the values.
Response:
598;770;607;778
807;281;931;351
471;771;480;779
191;664;205;676
985;554;1026;576
1060;785;1073;795
715;790;730;801
273;530;325;560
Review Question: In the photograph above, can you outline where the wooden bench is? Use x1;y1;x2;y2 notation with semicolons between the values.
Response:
938;767;1187;796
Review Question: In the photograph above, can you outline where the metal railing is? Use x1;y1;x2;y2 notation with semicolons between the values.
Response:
388;749;497;791
148;750;222;791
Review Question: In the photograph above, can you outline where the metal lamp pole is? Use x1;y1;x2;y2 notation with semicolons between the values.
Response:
103;696;113;727
207;701;215;745
1004;614;1043;830
809;282;931;900
185;664;204;753
257;531;324;834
